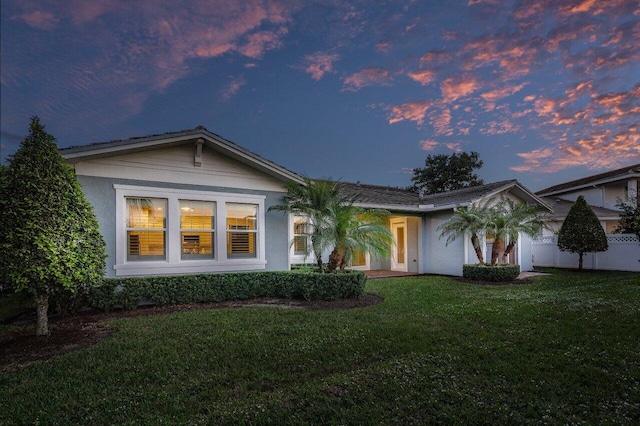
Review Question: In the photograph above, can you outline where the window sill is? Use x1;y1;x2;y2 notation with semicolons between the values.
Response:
114;259;267;276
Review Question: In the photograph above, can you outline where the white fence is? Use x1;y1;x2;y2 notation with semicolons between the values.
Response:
532;234;640;272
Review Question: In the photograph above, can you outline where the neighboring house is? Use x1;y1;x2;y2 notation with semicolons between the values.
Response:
536;163;640;234
60;126;550;278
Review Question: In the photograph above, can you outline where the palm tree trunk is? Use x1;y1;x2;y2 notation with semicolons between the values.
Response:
327;248;343;273
35;293;49;336
470;233;484;263
503;240;516;261
491;238;505;265
316;255;324;273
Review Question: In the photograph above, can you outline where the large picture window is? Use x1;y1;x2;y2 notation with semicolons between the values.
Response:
115;185;266;276
126;197;166;261
226;203;257;258
180;200;215;260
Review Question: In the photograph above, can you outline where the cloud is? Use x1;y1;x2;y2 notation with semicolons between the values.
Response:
342;67;393;92
419;140;440;151
407;69;436;86
480;83;527;102
445;142;463;152
387;101;432;125
298;52;339;80
14;10;59;30
221;76;246;101
440;74;480;103
239;27;288;59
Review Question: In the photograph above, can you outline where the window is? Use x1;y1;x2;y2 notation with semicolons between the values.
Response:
226;203;257;258
115;185;266;276
180;200;215;260
350;250;367;267
293;219;308;255
126;197;166;261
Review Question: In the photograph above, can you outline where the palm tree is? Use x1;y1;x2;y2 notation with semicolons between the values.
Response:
269;178;346;272
324;203;394;273
486;199;546;265
270;179;394;274
437;204;489;263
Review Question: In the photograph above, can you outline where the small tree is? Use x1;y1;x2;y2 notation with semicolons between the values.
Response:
614;193;640;240
0;117;106;335
410;151;484;195
557;195;608;270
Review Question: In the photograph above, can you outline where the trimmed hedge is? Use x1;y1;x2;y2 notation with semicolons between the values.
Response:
463;264;521;282
88;270;367;311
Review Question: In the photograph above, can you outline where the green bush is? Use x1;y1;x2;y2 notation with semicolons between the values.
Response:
462;264;520;282
88;270;367;311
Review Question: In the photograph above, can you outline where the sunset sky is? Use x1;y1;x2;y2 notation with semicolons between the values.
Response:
1;0;639;191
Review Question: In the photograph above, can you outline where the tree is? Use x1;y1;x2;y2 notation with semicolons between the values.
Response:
438;198;546;266
437;204;489;263
614;194;640;240
0;117;106;335
324;202;393;273
485;199;546;265
410;151;484;195
269;179;393;274
268;178;346;272
557;195;608;270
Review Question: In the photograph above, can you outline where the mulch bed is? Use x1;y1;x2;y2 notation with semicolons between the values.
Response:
0;294;383;371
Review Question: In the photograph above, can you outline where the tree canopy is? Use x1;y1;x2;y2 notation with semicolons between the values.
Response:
410;151;484;195
0;117;106;335
557;195;608;270
614;194;640;240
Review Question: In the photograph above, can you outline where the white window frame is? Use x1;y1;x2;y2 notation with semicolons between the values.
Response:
288;214;315;266
114;185;266;276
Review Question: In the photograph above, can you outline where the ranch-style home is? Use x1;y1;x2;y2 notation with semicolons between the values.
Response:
60;126;552;278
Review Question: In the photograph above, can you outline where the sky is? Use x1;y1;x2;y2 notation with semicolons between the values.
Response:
1;0;639;192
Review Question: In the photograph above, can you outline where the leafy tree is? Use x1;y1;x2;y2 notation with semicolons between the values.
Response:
557;195;608;270
437;204;489;263
614;194;640;240
411;151;484;195
0;117;106;335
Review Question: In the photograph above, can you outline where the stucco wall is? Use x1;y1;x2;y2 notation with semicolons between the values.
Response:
77;176;289;277
424;211;464;276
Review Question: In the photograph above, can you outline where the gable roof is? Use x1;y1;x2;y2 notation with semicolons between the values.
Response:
540;197;621;221
537;163;640;196
59;126;305;185
334;179;551;213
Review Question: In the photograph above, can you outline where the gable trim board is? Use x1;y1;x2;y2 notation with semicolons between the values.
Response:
61;126;551;277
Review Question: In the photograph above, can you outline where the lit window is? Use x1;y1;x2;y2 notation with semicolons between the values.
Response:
126;197;166;261
293;219;308;255
226;203;257;258
180;200;215;260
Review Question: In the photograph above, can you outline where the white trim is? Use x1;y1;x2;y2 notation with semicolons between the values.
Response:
114;184;266;276
288;214;316;267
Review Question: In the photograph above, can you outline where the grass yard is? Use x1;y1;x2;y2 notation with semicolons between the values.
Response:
1;269;639;424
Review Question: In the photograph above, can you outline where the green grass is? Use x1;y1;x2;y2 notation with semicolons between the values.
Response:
2;269;640;424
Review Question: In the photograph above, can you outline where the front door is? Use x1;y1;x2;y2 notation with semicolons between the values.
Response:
391;220;407;271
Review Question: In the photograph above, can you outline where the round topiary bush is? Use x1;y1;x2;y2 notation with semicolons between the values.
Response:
463;264;521;282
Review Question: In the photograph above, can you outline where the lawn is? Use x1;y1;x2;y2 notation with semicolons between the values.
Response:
1;269;639;424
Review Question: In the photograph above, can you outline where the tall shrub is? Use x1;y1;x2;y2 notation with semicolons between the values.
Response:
557;196;608;270
0;117;106;335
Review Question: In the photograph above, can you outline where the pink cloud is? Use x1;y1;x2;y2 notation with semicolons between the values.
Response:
445;142;463;152
407;69;436;86
480;83;527;102
441;74;480;103
14;10;59;30
419;140;440;151
239;27;288;58
221;77;246;101
387;101;432;125
376;41;391;53
342;67;393;92
430;108;453;136
299;52;339;81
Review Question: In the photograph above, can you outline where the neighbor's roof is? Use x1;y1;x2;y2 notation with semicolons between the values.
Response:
59;126;305;185
537;163;640;196
333;179;551;213
540;197;621;221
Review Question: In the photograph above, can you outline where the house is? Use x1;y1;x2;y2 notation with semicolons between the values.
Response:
60;126;550;278
536;163;640;234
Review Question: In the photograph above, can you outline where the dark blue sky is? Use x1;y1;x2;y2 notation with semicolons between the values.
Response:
1;0;639;191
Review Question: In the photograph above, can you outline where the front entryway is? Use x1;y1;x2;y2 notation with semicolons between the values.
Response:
390;219;408;272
